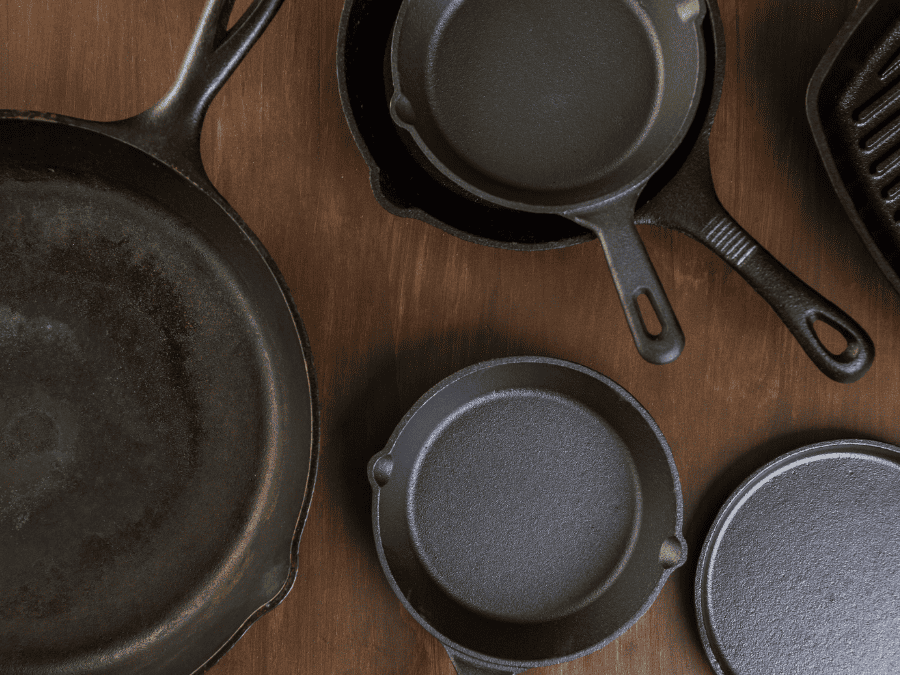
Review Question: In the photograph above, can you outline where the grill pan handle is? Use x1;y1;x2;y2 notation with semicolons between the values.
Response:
109;0;285;181
570;192;685;366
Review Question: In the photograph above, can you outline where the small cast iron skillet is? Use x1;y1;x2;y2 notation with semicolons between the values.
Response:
389;0;708;365
696;439;900;675
807;0;900;299
0;1;318;672
368;356;685;674
338;0;875;383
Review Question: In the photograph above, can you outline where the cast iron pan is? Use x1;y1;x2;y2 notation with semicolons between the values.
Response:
807;0;900;299
0;1;318;672
388;0;708;365
695;439;900;675
338;0;875;383
368;356;686;674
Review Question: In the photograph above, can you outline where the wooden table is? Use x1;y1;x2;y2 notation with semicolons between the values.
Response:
3;0;896;672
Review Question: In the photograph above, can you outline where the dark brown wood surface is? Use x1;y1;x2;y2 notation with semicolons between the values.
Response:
2;0;897;672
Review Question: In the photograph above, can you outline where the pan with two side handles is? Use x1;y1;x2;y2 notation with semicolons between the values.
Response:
0;0;318;672
340;0;874;382
369;356;686;674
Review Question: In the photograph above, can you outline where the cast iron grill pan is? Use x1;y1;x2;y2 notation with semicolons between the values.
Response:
808;0;900;296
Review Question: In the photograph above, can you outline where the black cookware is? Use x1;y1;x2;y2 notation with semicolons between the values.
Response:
338;0;875;383
695;439;900;675
388;0;708;365
0;1;318;672
807;0;900;299
368;356;685;675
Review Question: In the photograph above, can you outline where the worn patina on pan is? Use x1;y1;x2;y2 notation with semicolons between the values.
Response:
0;1;318;672
369;356;685;674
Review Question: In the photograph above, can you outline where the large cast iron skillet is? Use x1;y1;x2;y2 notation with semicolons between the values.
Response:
696;439;900;675
369;357;685;674
338;0;875;383
0;1;318;672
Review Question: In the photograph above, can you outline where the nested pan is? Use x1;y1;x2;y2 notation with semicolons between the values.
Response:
389;0;710;364
0;1;318;673
339;0;875;382
807;0;900;299
368;357;685;674
695;439;900;675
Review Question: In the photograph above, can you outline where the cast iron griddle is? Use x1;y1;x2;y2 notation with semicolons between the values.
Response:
695;439;900;675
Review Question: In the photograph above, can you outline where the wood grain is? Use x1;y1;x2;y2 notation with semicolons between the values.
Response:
2;0;897;673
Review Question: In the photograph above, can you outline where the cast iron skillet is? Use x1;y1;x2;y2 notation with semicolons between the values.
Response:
695;439;900;675
0;1;318;673
389;0;708;365
368;357;685;674
338;0;875;383
807;0;900;299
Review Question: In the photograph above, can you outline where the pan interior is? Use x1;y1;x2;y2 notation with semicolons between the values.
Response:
0;122;312;672
408;387;641;623
391;0;704;206
697;445;900;675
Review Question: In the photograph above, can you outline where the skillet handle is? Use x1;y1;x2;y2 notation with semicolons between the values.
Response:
696;210;873;382
112;0;285;178
570;196;685;365
635;131;874;382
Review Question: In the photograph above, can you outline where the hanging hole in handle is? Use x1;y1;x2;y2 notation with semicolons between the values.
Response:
813;318;849;357
636;291;662;337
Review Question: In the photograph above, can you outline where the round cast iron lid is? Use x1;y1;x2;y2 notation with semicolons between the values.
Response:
695;439;900;675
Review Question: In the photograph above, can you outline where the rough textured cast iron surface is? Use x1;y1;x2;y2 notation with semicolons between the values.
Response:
0;0;319;672
695;439;900;675
369;357;685;675
808;0;900;298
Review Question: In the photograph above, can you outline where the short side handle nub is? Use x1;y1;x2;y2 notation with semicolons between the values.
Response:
570;195;685;366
